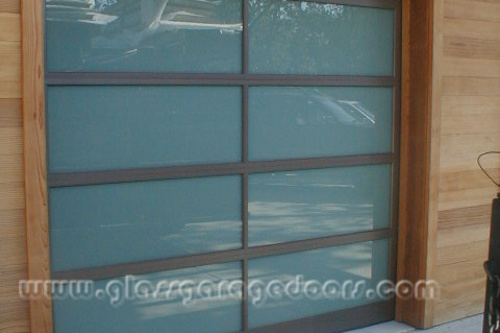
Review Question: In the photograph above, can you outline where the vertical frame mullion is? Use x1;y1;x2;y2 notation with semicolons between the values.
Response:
242;1;250;331
242;0;249;75
388;1;402;285
242;258;249;332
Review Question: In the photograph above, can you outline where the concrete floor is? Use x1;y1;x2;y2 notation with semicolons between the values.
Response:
346;314;483;333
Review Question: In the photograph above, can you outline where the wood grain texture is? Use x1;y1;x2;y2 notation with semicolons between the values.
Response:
0;1;30;332
438;204;492;229
21;0;53;332
424;0;445;326
431;0;500;325
0;0;20;13
444;0;500;22
0;12;20;42
396;0;435;328
443;18;500;41
444;37;500;60
443;77;500;97
440;169;500;192
443;58;500;77
0;15;21;98
442;96;500;116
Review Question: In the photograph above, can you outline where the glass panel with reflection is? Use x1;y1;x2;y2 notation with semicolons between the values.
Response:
248;86;393;161
248;165;392;246
248;239;390;329
249;0;394;75
47;86;241;173
53;263;242;333
46;0;242;72
50;176;241;272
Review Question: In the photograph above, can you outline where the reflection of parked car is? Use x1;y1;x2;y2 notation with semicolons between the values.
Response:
308;92;376;128
256;87;376;128
250;87;381;159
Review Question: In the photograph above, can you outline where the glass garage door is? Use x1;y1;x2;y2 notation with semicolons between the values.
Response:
45;0;400;332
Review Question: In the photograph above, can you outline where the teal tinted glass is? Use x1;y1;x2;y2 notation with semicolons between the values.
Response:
248;87;393;161
249;0;394;75
47;86;241;173
53;263;242;333
249;165;392;246
248;239;390;329
50;176;241;272
45;0;242;72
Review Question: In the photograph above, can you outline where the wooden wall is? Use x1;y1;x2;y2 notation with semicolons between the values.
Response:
0;0;30;332
430;0;500;326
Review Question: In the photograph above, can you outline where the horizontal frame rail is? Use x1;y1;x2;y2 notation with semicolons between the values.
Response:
46;73;395;87
247;300;394;333
52;228;392;280
48;153;396;187
307;0;398;8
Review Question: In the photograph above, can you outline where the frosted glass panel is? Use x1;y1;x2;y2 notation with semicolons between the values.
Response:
50;176;241;271
53;263;242;333
47;86;241;173
249;0;394;75
249;165;392;246
248;240;390;329
46;0;242;72
248;87;393;161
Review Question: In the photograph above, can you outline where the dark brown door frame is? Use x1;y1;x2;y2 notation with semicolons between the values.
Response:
396;0;436;329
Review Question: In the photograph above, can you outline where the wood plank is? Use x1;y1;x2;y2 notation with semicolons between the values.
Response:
443;77;500;96
0;208;26;236
0;0;20;14
1;233;28;265
443;17;500;41
439;187;499;211
435;257;486;285
0;126;22;155
441;113;500;135
0;98;21;128
0;262;28;294
442;95;500;115
0;182;24;211
0;13;20;42
0;289;31;332
438;277;486;306
436;239;488;266
0;319;30;333
444;37;500;60
22;1;53;332
443;57;500;77
440;169;500;192
438;204;493;230
0;262;30;333
0;159;24;184
440;133;500;171
0;41;21;77
471;0;500;5
0;80;21;98
444;0;500;22
437;220;490;248
434;289;484;324
0;149;23;171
